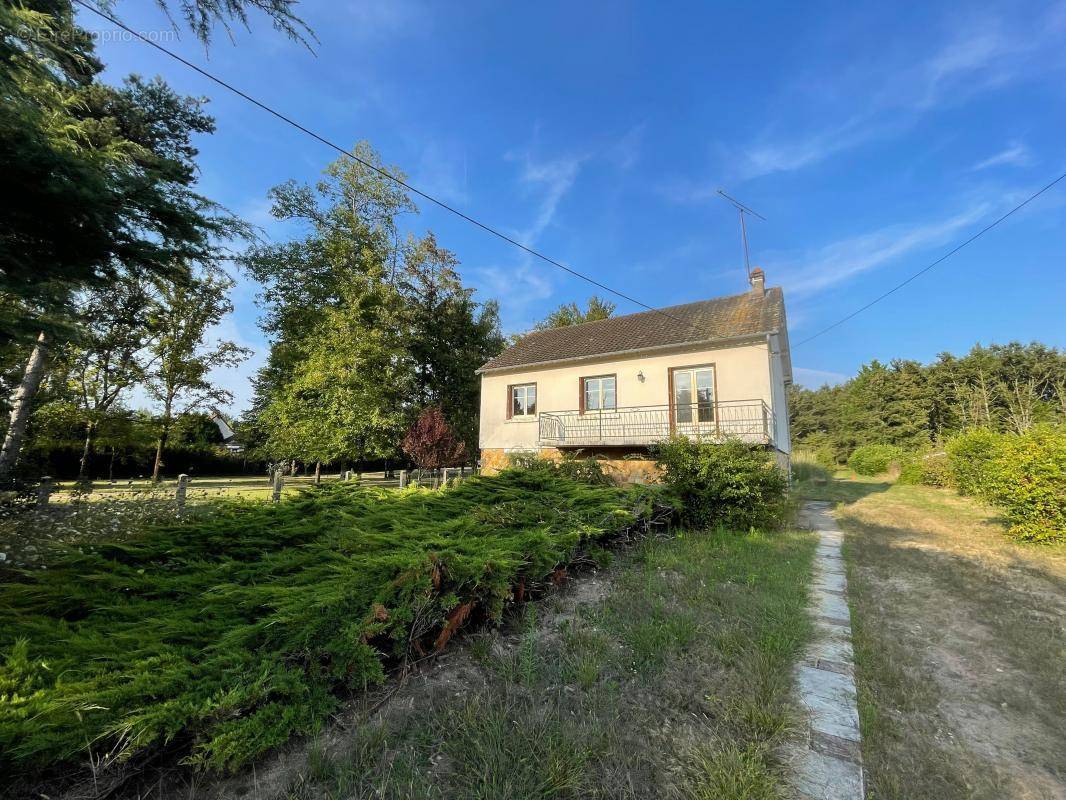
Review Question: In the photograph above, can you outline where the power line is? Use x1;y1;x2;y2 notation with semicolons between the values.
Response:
72;0;689;325
794;171;1066;347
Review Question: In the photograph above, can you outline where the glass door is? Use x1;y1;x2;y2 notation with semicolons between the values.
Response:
671;366;716;436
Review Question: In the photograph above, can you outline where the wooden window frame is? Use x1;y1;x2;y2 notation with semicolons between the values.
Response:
579;373;617;414
668;363;719;434
506;382;537;419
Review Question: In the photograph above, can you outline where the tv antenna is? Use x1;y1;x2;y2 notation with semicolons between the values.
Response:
717;189;766;280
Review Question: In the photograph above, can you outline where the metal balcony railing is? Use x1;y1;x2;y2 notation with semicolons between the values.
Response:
537;400;776;448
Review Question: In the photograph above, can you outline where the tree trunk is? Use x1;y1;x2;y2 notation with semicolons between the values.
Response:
0;332;50;483
314;461;321;484
152;425;170;483
108;447;116;482
78;420;97;483
290;459;297;477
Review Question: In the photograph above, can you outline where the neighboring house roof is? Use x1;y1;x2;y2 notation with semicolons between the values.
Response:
480;286;791;376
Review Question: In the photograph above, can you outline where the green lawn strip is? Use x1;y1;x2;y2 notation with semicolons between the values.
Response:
280;526;817;800
0;469;667;779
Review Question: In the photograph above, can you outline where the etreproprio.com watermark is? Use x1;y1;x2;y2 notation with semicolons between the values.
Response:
20;25;179;45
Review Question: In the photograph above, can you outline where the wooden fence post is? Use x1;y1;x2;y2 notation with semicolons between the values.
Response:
176;474;189;513
272;469;284;503
37;476;52;507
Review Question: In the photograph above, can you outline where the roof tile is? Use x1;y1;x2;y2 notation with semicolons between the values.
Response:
481;287;787;372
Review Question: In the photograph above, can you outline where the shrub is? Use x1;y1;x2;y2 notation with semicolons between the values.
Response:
652;437;788;530
946;428;1004;497
847;444;902;476
983;426;1066;543
0;471;670;777
897;451;951;487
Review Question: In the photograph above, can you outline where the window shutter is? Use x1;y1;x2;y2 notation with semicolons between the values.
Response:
506;385;512;419
578;377;585;413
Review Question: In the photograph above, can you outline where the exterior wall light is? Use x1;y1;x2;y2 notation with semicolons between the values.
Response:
637;370;645;382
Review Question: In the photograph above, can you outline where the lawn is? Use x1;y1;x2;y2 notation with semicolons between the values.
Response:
0;468;666;795
798;471;1066;799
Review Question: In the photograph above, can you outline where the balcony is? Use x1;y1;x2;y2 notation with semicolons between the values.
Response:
538;400;777;449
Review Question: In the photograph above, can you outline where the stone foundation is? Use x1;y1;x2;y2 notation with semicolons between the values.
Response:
479;447;661;486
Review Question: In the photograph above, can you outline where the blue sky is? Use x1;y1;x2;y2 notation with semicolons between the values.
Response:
83;1;1066;413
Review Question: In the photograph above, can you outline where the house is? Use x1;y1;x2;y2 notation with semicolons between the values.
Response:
476;268;792;482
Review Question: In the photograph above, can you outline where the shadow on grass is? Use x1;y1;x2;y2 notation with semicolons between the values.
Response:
842;510;1066;800
793;475;892;506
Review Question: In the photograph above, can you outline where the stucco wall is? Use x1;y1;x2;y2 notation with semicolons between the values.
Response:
478;339;775;451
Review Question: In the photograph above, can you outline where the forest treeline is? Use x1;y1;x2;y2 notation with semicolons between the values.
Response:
788;341;1066;462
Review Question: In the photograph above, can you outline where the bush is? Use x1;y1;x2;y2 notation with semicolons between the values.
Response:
847;444;902;476
653;437;788;530
0;471;670;777
983;426;1066;543
897;451;951;487
946;428;1004;497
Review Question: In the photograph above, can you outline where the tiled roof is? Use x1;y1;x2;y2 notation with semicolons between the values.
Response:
480;287;788;372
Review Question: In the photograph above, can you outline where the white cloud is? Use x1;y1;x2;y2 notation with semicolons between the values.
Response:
776;203;989;297
971;141;1032;171
509;150;586;245
703;10;1064;183
793;367;850;388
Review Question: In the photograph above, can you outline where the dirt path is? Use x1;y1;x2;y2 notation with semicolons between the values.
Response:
834;481;1066;799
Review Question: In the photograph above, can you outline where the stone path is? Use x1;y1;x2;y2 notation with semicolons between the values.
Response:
785;501;865;799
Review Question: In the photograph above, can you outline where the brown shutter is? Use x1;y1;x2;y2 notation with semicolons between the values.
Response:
506;385;512;419
578;377;585;413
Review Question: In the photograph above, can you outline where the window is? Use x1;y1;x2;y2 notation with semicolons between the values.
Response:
509;383;537;418
582;375;616;411
671;366;715;424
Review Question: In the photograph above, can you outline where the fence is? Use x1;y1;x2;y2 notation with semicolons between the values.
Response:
28;466;479;509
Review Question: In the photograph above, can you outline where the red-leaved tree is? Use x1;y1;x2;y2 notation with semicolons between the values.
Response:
401;407;467;469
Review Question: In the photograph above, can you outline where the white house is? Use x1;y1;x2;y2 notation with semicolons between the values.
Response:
477;268;792;482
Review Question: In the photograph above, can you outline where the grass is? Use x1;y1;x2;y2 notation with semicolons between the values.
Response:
0;468;667;789
807;475;1066;799
241;524;817;800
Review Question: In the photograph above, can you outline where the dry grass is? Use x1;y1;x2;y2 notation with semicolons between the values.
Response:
807;477;1066;799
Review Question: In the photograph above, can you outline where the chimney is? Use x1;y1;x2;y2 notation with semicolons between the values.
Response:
749;266;765;295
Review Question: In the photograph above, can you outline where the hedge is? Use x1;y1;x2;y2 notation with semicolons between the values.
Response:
945;427;1065;543
0;467;670;777
847;444;902;476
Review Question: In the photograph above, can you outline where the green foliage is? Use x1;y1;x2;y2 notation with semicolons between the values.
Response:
897;451;951;487
244;145;503;464
946;429;1003;497
790;343;1066;463
652;437;788;530
555;456;614;487
0;471;668;776
847;444;902;476
944;427;1065;542
532;296;616;330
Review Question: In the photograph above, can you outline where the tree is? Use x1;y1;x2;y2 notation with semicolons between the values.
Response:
257;281;411;470
401;407;467;471
400;233;504;452
52;278;155;481
144;269;251;481
534;296;616;330
0;0;307;482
